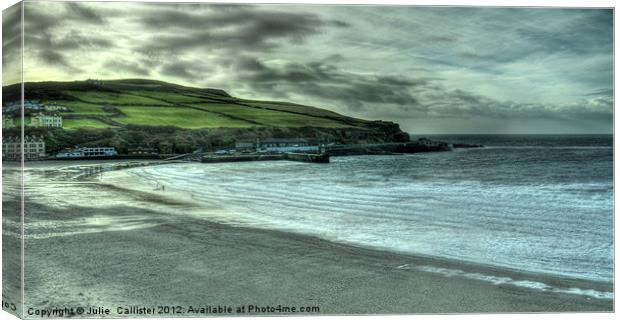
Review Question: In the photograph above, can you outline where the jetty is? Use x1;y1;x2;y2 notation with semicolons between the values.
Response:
325;138;482;156
201;152;330;164
177;138;482;164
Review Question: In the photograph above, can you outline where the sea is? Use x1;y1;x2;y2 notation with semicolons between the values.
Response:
115;134;614;297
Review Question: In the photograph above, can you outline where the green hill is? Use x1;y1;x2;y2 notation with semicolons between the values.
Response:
4;79;370;129
2;79;410;153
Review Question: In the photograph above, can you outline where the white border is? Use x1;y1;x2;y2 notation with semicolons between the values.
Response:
0;1;616;320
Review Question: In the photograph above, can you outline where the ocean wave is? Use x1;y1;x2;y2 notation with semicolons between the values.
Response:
106;151;613;283
415;265;613;300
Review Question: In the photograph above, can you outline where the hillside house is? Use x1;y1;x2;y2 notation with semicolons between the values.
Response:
30;113;63;128
43;103;68;112
3;100;44;113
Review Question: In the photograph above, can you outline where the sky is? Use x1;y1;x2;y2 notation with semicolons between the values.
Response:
1;1;614;133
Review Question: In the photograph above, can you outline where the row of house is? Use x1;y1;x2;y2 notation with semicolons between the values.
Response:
2;135;123;161
30;113;63;128
3;100;44;113
2;100;68;113
3;136;321;161
2;113;63;129
55;147;118;158
2;136;46;161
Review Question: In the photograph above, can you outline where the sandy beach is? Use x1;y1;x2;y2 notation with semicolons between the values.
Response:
2;160;613;316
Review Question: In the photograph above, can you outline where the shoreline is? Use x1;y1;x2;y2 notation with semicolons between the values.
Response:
5;160;614;313
97;160;614;291
16;159;617;286
21;159;618;293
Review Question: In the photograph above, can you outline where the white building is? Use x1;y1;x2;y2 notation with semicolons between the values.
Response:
55;147;118;158
30;113;62;128
3;100;44;113
260;138;319;153
2;136;46;161
235;138;321;153
43;103;67;112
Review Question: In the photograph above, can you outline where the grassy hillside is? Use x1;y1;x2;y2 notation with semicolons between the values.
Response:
4;79;369;130
3;79;410;153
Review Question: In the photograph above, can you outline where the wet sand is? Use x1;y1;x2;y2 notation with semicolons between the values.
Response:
2;161;614;316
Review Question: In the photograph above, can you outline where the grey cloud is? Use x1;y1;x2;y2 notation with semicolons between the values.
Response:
584;88;613;97
426;35;457;42
139;5;348;32
66;3;105;24
159;61;210;80
38;50;82;73
103;60;151;76
24;3;106;34
22;2;109;72
161;64;194;79
231;56;425;110
230;54;612;123
137;6;349;54
2;4;21;68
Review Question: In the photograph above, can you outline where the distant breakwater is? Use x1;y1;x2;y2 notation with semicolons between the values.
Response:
199;138;482;164
201;152;330;164
326;139;482;156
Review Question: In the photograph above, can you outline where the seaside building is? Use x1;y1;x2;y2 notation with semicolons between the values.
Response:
235;138;320;153
2;136;46;161
55;146;118;158
30;113;63;128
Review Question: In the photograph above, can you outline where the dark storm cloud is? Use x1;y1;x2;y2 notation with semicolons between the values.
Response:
137;6;349;53
231;56;424;110
65;2;105;23
54;31;113;50
160;63;195;79
22;3;109;72
227;54;612;123
103;60;151;76
139;6;348;31
158;61;212;80
2;3;21;68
